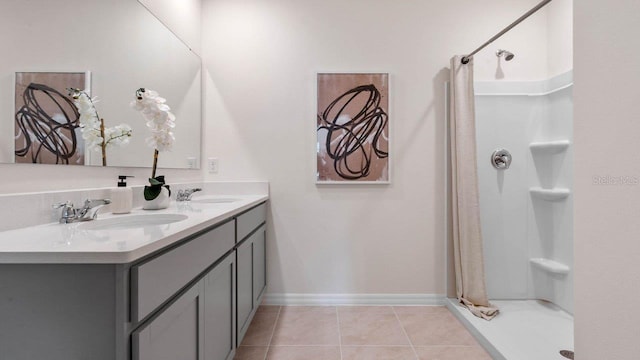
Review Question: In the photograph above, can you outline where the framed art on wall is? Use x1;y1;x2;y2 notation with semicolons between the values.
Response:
316;72;390;184
14;71;90;165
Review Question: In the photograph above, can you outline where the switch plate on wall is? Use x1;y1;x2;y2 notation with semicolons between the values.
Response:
207;158;219;173
187;157;197;169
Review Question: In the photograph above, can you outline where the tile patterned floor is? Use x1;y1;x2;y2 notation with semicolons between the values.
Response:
234;306;491;360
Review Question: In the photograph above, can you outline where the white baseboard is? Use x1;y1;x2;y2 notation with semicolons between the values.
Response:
261;293;446;306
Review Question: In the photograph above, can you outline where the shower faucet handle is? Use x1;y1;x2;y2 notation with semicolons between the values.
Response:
491;149;512;169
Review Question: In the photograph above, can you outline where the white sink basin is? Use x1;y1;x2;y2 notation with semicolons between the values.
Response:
77;214;188;231
191;198;240;204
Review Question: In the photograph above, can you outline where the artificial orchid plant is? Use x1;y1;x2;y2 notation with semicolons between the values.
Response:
130;88;175;201
68;88;132;166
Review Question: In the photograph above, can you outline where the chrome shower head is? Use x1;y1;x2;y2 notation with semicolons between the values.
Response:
496;49;515;61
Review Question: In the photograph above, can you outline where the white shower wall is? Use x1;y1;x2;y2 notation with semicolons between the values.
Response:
475;72;573;313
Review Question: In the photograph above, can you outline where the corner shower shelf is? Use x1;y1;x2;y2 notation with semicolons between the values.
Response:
529;140;570;154
530;258;570;275
529;187;570;201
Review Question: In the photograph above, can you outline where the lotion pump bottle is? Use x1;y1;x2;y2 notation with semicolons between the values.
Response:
111;176;133;214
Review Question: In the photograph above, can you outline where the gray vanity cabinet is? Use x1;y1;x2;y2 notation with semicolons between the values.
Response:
236;235;254;341
0;201;266;360
237;223;267;344
203;252;236;360
253;226;267;304
131;202;266;359
133;281;204;360
133;250;237;360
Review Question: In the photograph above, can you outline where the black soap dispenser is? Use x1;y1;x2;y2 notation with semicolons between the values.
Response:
111;176;133;214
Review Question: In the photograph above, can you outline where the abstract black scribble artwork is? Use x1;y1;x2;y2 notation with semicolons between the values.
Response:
14;72;86;165
317;73;389;182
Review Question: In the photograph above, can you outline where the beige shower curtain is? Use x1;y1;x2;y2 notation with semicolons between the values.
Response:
449;55;499;320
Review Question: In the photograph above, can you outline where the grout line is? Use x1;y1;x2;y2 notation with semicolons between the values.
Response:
263;306;282;360
265;345;347;347
336;306;343;360
392;306;420;360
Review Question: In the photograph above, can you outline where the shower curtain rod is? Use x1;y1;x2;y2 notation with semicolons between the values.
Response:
461;0;553;64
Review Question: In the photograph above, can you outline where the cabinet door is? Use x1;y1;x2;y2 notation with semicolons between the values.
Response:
203;253;236;360
236;238;254;343
253;226;266;305
133;281;204;360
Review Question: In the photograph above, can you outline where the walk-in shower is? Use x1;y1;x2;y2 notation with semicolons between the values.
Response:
445;0;573;359
448;71;574;360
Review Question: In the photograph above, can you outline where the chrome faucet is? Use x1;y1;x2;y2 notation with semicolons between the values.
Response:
176;188;202;202
53;199;111;224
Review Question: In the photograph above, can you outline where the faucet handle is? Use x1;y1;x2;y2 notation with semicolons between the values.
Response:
53;201;74;209
53;201;76;224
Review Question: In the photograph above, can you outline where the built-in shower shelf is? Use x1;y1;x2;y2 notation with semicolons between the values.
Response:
529;140;570;154
529;187;570;201
530;258;570;275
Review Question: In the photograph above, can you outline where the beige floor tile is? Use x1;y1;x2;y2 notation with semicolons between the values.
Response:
270;307;339;345
258;305;281;313
339;310;410;346
266;346;340;360
342;346;418;360
279;306;336;314
397;311;478;346
338;306;394;315
234;346;269;360
414;346;492;360
392;306;450;316
241;309;280;346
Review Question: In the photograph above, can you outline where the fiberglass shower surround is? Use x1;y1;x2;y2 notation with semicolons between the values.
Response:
475;71;574;313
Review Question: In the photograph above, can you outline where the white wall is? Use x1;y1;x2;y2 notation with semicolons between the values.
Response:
202;0;550;297
0;0;204;194
574;1;640;359
546;0;573;77
475;89;537;301
138;0;202;55
473;0;573;81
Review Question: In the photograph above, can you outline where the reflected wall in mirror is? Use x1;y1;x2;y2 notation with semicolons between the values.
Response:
0;0;201;169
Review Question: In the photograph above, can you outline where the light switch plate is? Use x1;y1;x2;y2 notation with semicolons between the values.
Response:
207;158;218;174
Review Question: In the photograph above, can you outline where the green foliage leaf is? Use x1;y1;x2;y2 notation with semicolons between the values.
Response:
144;185;162;200
149;177;163;186
145;176;170;200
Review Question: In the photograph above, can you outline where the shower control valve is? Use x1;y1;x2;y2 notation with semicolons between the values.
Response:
491;149;512;170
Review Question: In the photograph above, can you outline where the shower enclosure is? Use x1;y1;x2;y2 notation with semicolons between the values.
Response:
446;71;574;360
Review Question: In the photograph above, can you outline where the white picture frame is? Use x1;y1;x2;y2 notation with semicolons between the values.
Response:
315;72;391;184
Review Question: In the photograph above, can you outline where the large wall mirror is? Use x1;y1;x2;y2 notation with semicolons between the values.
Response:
0;0;201;169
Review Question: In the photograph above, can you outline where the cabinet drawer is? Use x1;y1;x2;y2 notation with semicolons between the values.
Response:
237;203;266;242
132;280;203;360
132;221;235;322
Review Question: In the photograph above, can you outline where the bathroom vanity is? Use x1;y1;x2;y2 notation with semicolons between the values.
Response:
0;196;267;360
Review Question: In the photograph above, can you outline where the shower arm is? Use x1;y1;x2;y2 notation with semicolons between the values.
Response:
460;0;552;64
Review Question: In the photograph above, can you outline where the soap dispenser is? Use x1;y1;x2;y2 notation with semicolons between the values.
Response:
111;176;133;214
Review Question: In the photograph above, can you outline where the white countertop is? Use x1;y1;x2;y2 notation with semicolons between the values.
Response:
0;195;268;264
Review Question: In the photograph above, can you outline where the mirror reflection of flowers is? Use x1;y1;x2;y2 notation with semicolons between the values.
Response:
130;88;175;201
67;88;132;166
